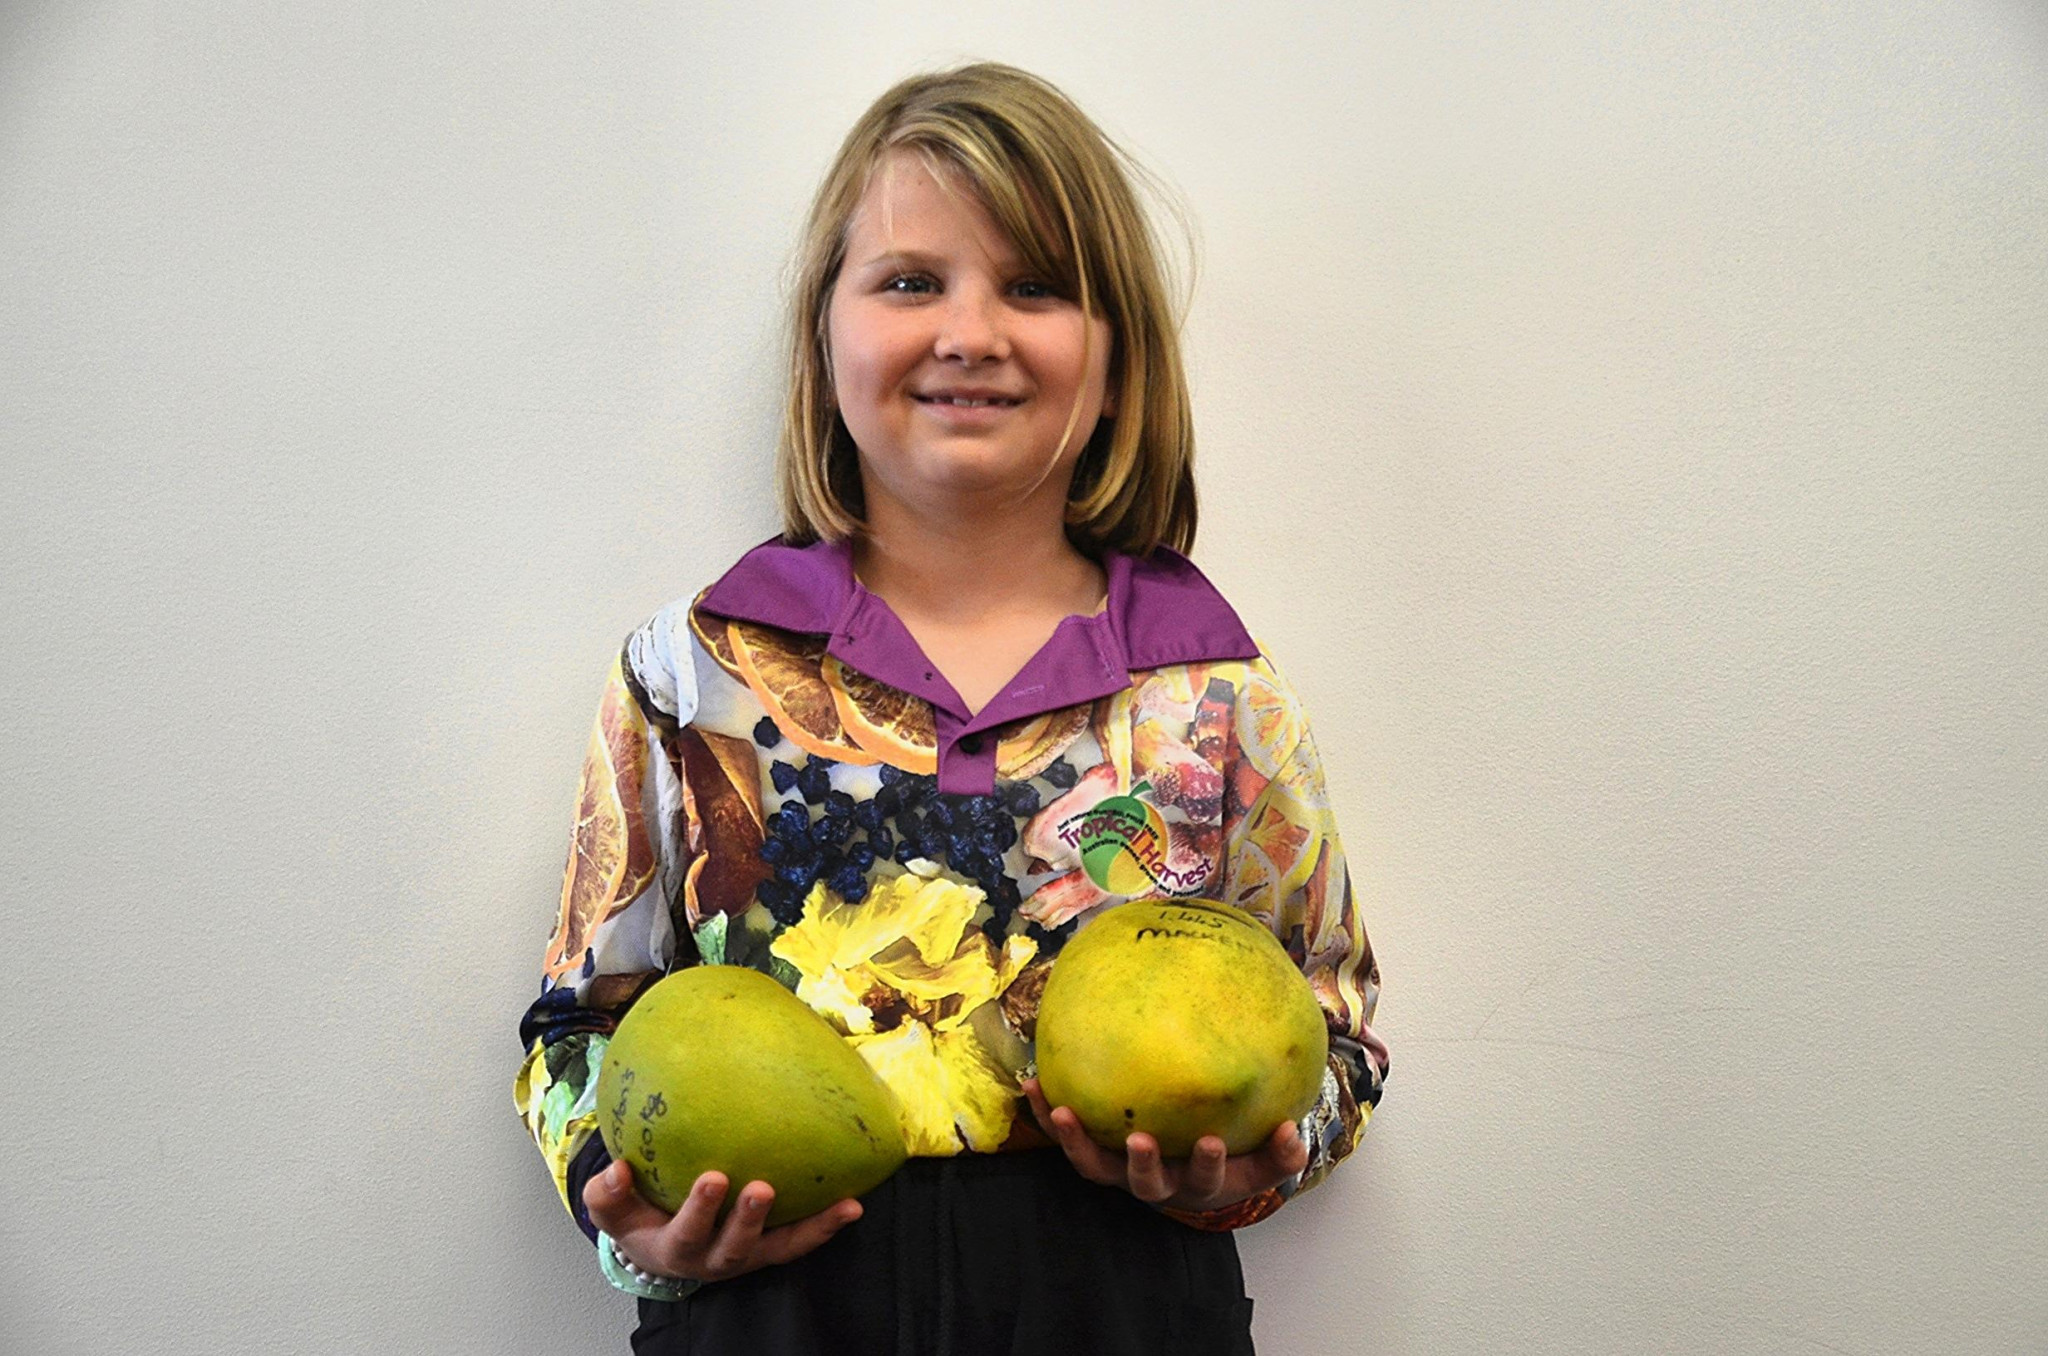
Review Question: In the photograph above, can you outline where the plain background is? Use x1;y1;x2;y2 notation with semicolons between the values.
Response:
4;3;2044;1353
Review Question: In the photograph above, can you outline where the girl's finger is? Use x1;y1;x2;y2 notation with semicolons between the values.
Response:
755;1200;864;1268
583;1160;668;1236
701;1182;775;1276
659;1171;730;1257
1264;1120;1308;1177
1123;1132;1173;1204
1020;1078;1058;1134
1184;1136;1229;1201
1048;1106;1123;1186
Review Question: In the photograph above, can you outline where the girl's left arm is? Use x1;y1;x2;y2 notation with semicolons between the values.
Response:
1163;654;1389;1231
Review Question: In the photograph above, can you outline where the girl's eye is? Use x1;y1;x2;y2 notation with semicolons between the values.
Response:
1011;279;1057;300
883;275;936;295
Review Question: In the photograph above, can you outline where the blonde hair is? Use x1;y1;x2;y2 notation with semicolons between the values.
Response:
776;62;1198;557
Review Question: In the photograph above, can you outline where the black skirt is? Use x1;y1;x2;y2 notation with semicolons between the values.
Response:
629;1148;1256;1356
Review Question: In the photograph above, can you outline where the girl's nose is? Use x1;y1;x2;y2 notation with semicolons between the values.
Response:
932;288;1010;364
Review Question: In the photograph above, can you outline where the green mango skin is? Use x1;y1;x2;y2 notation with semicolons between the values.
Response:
596;965;907;1227
1035;899;1329;1158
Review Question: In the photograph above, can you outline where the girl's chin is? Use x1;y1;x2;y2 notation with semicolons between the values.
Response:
860;454;1075;518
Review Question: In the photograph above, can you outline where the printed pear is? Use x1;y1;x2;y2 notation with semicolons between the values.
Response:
597;964;907;1226
1034;899;1328;1156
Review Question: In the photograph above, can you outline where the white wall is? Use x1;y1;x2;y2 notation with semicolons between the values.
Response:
3;3;2043;1352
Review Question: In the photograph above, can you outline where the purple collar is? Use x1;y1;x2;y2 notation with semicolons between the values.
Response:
696;536;1258;793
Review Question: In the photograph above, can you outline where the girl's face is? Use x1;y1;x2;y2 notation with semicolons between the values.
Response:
826;151;1115;524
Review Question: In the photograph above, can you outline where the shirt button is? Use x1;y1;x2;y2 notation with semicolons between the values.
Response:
958;734;983;755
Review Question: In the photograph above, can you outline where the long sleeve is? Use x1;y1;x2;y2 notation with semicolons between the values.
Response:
513;605;699;1243
1162;651;1387;1231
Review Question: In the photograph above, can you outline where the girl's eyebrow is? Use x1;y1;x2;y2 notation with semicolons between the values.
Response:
850;249;946;274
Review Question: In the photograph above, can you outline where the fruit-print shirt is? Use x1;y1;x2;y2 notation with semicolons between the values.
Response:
514;535;1389;1264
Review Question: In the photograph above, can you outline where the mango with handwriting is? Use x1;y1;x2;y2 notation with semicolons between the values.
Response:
596;965;906;1226
1034;899;1328;1157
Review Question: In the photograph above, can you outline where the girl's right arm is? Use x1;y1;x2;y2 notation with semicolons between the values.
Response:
514;606;699;1279
513;603;861;1295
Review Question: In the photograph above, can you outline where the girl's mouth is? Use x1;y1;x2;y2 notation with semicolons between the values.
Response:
913;394;1024;408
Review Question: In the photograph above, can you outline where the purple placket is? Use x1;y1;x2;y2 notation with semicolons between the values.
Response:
697;537;1262;795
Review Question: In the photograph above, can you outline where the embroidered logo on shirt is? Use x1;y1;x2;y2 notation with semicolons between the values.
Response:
1060;780;1212;896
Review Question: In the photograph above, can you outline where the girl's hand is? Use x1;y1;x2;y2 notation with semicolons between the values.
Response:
582;1160;863;1283
1021;1077;1311;1213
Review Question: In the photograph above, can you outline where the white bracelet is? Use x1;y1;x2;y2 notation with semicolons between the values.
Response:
612;1239;661;1285
596;1230;699;1301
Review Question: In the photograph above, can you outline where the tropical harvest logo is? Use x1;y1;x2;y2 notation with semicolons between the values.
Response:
1060;780;1211;896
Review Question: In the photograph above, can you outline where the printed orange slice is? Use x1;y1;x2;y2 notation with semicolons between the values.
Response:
728;619;876;764
823;655;937;773
677;726;773;926
1243;781;1318;898
687;600;744;680
1089;688;1133;792
544;660;658;980
994;704;1089;780
1234;671;1300;780
1222;839;1281;923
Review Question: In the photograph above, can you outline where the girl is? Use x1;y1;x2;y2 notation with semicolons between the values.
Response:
515;62;1389;1355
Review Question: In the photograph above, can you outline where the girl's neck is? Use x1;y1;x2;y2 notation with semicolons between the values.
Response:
851;511;1105;629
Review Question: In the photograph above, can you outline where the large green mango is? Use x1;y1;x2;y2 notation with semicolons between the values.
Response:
596;964;906;1226
1034;899;1328;1157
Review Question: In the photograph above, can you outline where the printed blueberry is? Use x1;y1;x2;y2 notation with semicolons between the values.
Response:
1043;759;1078;789
1000;781;1041;816
838;873;870;904
869;826;895;859
894;839;922;864
758;878;793;911
797;761;831;806
776;860;814;888
818;850;846;881
877;764;904;787
992;819;1018;851
992;877;1022;911
848;842;876;871
964;794;1002;824
926;798;954;830
853;799;883;832
758;837;789;865
905;775;937;806
814;815;852;847
828;863;865;896
873;784;901;816
774;804;810;838
825;790;856;820
753;717;782;749
770;761;800;794
896;810;924;842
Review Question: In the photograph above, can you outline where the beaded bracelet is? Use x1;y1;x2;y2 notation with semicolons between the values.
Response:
596;1230;701;1302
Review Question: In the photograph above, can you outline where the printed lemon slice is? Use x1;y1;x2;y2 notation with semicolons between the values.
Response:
687;599;745;680
1222;839;1282;923
1243;781;1318;898
729;619;876;764
995;704;1089;779
1235;671;1300;780
823;655;937;773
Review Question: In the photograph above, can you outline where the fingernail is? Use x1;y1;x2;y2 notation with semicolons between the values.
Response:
605;1161;627;1187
